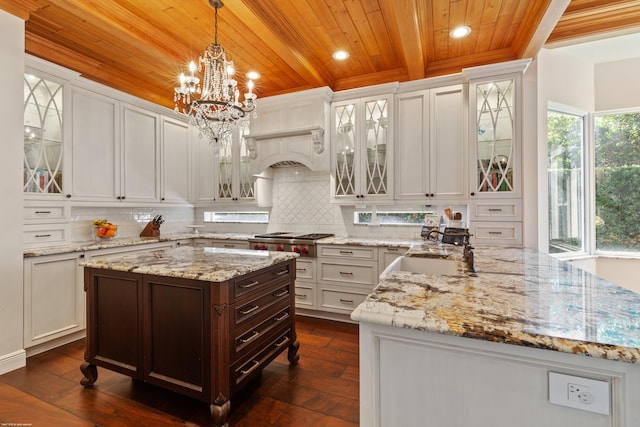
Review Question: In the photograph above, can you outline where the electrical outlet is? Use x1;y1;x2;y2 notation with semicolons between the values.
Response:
549;372;610;415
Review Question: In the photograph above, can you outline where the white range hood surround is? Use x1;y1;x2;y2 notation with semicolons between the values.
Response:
247;87;332;174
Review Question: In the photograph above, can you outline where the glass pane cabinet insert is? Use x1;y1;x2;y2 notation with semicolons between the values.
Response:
334;103;356;196
217;133;234;199
24;74;64;194
475;79;514;193
216;120;254;201
238;121;255;199
364;99;388;195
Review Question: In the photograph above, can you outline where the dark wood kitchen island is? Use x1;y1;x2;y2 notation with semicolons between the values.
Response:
80;245;299;427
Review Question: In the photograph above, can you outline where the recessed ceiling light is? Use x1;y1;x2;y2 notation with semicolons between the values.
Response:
332;50;349;60
450;25;471;39
246;71;260;80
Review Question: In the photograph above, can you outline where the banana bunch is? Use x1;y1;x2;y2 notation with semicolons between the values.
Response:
93;219;109;227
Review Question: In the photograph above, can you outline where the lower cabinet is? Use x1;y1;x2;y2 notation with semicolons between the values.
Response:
317;245;378;315
23;252;85;350
294;258;316;309
192;238;249;249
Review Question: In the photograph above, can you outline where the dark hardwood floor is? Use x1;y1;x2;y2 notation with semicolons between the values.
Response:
0;316;359;426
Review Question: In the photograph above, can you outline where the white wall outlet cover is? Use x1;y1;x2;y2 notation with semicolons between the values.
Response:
548;372;611;416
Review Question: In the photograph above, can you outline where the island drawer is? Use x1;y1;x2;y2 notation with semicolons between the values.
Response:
232;304;291;361
231;328;293;391
233;262;293;300
232;283;292;327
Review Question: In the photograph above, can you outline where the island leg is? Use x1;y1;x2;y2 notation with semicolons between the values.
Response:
210;395;231;427
80;362;98;387
287;331;300;365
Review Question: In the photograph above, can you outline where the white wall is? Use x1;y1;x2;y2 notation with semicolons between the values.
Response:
595;57;640;111
0;10;26;374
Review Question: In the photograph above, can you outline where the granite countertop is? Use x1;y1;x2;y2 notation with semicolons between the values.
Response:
81;245;298;282
351;243;640;364
23;233;256;257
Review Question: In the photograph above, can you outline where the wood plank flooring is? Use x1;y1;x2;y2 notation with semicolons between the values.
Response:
0;316;359;426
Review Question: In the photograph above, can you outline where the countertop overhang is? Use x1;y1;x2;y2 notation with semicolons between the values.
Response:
351;243;640;364
81;245;299;282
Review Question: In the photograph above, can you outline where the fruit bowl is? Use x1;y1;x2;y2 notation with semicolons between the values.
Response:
94;221;118;239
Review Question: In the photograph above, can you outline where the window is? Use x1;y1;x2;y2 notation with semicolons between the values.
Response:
203;211;269;223
547;109;585;253
594;112;640;253
354;208;440;226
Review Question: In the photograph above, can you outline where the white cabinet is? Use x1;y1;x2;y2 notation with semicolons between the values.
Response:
213;122;256;204
317;245;378;315
23;252;85;349
23;200;71;249
331;94;394;204
192;239;248;249
378;245;408;276
160;116;191;203
193;128;217;204
121;104;160;202
395;85;467;201
70;87;120;201
23;70;68;198
294;258;317;310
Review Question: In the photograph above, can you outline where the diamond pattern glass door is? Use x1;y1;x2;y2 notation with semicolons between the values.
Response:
476;79;514;193
334;104;356;196
24;75;63;194
217;133;233;199
364;99;388;195
238;121;255;199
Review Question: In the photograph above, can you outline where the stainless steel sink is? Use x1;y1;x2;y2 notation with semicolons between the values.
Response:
382;256;459;276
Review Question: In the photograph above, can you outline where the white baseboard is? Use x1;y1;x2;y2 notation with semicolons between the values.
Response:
0;349;26;375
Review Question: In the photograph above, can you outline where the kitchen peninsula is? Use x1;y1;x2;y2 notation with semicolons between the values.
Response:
80;245;299;427
352;244;640;427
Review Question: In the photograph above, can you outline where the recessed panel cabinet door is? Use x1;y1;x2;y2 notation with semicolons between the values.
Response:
161;117;190;203
71;88;119;200
122;105;160;202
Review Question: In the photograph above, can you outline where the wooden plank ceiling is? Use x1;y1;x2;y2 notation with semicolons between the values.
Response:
3;0;640;110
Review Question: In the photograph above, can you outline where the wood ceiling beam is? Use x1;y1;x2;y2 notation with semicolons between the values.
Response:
379;0;425;81
516;0;570;58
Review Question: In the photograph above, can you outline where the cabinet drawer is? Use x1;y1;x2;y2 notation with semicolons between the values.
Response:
470;222;522;246
293;284;315;308
232;305;291;361
23;224;70;248
318;245;376;260
232;328;293;390
23;203;69;223
471;200;521;221
193;239;248;249
319;260;378;286
233;283;292;327
320;288;368;314
295;258;315;281
233;262;292;300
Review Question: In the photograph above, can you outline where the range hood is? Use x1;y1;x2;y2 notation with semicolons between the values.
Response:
245;87;332;174
246;126;328;173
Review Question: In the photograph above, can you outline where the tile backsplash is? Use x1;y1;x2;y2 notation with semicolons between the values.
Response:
71;166;461;242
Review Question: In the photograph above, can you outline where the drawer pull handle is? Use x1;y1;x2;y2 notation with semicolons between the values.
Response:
240;360;260;376
35;234;52;238
488;208;504;212
34;210;52;214
488;231;504;235
275;336;290;348
294;294;307;299
223;244;235;248
386;248;399;252
273;289;289;297
339;271;353;276
274;269;288;276
240;280;260;289
339;250;353;255
274;312;289;321
339;298;354;304
296;268;307;272
240;305;260;315
240;330;260;344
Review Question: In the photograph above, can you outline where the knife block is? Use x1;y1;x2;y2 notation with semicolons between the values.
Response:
140;221;160;237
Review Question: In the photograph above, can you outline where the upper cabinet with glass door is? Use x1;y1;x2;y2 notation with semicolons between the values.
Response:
214;120;256;203
464;59;530;198
24;73;66;197
331;93;393;204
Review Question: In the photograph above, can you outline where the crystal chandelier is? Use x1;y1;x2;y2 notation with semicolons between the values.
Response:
174;0;256;145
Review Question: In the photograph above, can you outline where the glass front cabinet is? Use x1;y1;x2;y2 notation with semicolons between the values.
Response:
214;120;256;203
469;75;521;198
331;94;393;203
23;72;67;197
